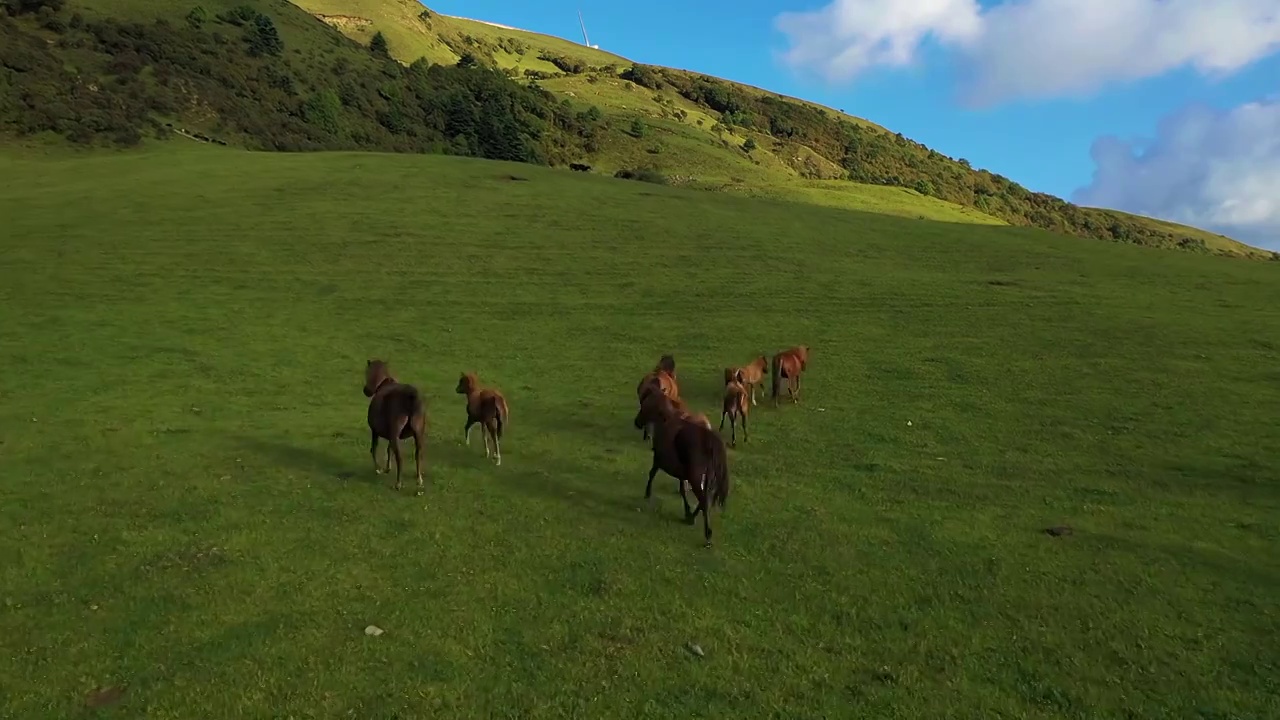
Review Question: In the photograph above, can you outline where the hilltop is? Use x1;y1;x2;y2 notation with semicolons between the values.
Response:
0;0;1274;259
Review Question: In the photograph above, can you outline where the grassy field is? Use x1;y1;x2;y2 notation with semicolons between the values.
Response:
2;144;1279;718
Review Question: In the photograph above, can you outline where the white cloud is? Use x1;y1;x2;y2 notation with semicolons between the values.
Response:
775;0;1280;105
1073;99;1280;250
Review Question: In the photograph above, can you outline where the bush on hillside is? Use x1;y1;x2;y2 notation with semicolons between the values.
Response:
0;10;604;164
648;67;1224;253
538;51;585;74
620;64;661;90
369;30;389;58
3;0;63;15
614;168;667;185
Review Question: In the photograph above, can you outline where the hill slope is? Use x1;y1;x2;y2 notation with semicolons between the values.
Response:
3;142;1278;717
296;0;1274;259
0;0;1274;258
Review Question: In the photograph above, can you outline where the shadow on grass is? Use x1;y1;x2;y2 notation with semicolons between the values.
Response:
231;434;372;483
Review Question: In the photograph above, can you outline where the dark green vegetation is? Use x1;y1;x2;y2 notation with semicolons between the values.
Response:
2;145;1278;717
1;0;1274;258
0;0;601;161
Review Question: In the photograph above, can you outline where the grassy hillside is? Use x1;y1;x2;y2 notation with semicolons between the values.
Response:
3;142;1278;717
1;0;1274;257
294;0;1276;259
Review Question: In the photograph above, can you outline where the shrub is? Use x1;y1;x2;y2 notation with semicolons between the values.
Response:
629;117;646;138
614;168;667;185
369;31;389;58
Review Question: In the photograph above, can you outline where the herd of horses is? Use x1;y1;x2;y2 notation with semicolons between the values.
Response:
361;345;810;547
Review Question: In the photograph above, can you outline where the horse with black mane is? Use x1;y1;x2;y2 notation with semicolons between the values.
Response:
363;359;428;494
634;392;730;547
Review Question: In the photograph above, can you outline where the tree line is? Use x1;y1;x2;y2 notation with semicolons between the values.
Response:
0;3;604;163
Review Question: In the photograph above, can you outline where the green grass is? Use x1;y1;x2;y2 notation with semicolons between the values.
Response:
2;144;1279;718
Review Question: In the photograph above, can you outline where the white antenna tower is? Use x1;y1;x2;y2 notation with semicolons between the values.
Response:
578;10;599;49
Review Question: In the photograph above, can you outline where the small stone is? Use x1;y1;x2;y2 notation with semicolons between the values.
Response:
364;625;384;636
1044;525;1074;537
687;642;705;657
906;420;913;426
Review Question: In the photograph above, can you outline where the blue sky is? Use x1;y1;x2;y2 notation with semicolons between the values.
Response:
423;1;1280;249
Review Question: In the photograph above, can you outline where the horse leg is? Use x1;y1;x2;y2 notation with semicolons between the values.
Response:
679;476;695;522
389;418;407;490
385;443;393;473
749;383;758;406
742;412;749;443
488;421;502;466
464;418;475;447
701;491;714;548
413;430;425;494
644;461;659;500
719;410;726;431
369;429;383;474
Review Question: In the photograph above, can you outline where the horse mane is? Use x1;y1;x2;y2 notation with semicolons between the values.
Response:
655;354;676;376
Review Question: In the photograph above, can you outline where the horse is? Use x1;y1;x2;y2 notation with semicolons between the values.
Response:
655;353;677;378
635;355;680;441
455;372;510;465
771;345;810;406
634;393;731;547
723;354;768;406
362;360;428;494
720;373;749;446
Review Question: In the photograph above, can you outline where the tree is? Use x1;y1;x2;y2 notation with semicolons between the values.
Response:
629;118;646;138
742;137;756;153
369;31;390;58
185;5;207;29
246;14;284;57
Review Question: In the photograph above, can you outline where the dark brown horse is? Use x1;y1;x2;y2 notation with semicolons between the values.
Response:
724;354;769;406
363;360;427;494
720;373;749;446
771;345;810;406
456;372;510;465
634;393;730;547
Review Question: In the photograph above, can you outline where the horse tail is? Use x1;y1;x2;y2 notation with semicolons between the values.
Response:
409;385;427;421
494;395;509;440
770;354;781;403
702;428;729;509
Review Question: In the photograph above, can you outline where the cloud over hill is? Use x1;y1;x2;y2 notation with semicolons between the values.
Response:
1073;98;1280;251
775;0;1280;105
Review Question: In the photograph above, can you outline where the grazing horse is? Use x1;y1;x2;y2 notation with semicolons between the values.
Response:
362;360;427;494
723;354;768;406
720;373;749;446
634;394;731;547
771;345;810;406
455;372;510;465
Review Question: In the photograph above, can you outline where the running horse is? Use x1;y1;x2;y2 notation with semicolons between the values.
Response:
456;372;510;465
362;359;428;494
635;354;680;442
770;345;810;406
634;393;730;547
720;370;750;446
723;354;768;406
